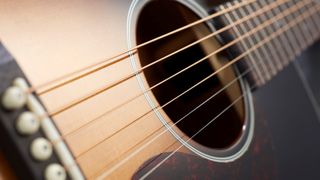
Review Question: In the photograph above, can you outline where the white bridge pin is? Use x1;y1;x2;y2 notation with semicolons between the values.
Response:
30;138;53;161
16;111;40;135
1;86;27;110
45;164;66;180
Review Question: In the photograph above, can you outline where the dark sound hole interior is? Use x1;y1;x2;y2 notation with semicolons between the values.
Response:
136;0;246;149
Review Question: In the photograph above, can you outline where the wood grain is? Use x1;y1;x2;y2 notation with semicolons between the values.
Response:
0;0;247;179
0;0;192;178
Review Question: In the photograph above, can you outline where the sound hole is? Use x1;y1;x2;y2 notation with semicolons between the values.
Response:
136;0;246;149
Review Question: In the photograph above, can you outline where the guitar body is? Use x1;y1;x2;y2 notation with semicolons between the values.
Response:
134;42;320;179
0;0;319;179
250;44;320;180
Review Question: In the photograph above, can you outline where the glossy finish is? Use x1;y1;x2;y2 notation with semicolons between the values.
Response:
0;0;197;178
133;41;320;179
0;0;319;179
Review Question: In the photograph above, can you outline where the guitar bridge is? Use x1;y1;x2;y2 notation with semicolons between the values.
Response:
0;42;84;180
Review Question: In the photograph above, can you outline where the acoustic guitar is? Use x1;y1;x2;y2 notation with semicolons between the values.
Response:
0;0;319;179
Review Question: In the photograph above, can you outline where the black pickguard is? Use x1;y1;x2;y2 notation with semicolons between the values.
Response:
133;41;320;180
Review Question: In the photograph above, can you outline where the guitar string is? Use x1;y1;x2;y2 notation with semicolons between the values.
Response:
93;6;320;179
222;1;266;85
26;0;316;173
137;4;320;173
138;83;256;180
92;5;319;179
74;58;252;158
57;0;304;144
29;1;298;163
58;0;308;152
57;1;318;174
138;7;320;179
27;0;255;95
260;0;288;70
60;0;309;146
46;0;291;118
91;59;258;179
71;0;308;159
